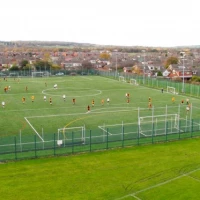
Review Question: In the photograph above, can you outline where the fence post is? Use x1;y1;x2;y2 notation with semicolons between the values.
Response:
72;131;74;154
34;135;37;158
54;133;56;156
166;121;168;141
19;130;22;152
122;125;124;148
191;119;193;137
137;125;140;145
152;123;154;144
179;120;181;140
90;130;92;152
106;128;108;149
14;137;17;160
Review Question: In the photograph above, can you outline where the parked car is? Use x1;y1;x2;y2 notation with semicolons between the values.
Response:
0;72;6;77
70;72;77;76
55;72;64;76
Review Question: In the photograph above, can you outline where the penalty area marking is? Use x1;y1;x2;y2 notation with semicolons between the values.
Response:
24;117;44;142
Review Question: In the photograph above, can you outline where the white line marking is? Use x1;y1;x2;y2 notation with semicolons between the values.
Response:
115;167;200;200
24;117;44;142
42;88;102;97
25;109;136;119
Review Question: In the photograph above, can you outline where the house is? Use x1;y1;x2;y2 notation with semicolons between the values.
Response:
162;69;171;77
62;62;82;70
168;67;193;80
123;67;132;73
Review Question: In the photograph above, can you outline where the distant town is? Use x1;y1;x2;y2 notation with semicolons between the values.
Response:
0;41;200;83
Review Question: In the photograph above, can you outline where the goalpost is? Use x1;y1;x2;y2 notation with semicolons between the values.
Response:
137;105;181;137
32;72;44;78
57;126;85;146
167;86;177;94
130;79;139;86
138;113;180;137
119;76;126;82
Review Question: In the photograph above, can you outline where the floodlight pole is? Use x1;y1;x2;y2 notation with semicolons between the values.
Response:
115;53;118;78
182;58;185;93
181;52;186;93
142;50;146;84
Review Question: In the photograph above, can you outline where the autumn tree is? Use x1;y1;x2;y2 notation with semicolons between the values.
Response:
164;56;178;69
132;65;141;74
99;52;111;60
34;60;52;71
51;64;61;70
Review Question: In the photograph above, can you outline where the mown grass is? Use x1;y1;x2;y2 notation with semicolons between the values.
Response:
1;137;200;200
0;75;200;199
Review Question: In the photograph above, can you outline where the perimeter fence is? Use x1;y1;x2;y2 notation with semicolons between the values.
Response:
99;71;200;98
0;118;200;162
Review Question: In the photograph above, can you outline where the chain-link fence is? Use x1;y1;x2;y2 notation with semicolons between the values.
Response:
99;71;200;98
0;118;200;161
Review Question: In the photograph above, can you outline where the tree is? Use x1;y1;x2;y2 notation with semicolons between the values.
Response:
34;60;52;71
20;60;29;69
82;60;93;70
51;64;61;70
132;65;141;75
157;71;163;76
9;65;19;71
99;52;111;60
23;63;32;71
164;56;178;69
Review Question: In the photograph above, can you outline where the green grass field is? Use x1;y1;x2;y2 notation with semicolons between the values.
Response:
0;75;200;199
1;75;199;135
1;138;200;200
0;75;200;153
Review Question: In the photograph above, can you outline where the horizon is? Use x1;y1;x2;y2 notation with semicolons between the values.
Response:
1;40;199;49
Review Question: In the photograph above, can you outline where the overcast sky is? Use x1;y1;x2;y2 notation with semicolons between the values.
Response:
0;0;199;47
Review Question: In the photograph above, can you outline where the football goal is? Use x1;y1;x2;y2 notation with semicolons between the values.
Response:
98;121;138;142
138;113;180;137
32;72;44;78
167;86;177;94
119;76;126;82
130;79;139;85
57;126;85;146
136;104;190;137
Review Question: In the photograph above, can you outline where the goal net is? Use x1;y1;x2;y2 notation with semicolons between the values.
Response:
130;79;138;85
57;126;85;146
32;72;44;78
119;76;126;82
167;86;176;94
98;122;138;142
138;114;180;137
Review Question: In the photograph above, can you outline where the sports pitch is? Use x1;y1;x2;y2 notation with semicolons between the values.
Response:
0;75;200;140
1;75;200;199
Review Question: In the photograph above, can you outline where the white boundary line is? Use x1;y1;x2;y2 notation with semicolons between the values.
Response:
115;167;200;200
98;126;113;135
25;108;138;119
24;117;44;142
